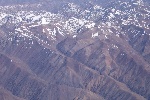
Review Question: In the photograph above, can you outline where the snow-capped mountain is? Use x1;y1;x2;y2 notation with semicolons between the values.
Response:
0;0;150;100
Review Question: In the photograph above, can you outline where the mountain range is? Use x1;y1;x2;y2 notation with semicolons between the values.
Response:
0;0;150;100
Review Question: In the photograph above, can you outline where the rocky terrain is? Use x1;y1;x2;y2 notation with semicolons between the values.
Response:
0;0;150;100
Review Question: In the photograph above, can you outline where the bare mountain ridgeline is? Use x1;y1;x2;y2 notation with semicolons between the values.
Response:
0;0;150;100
